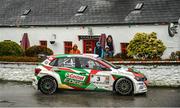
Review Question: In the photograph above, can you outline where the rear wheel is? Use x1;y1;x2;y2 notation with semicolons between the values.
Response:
115;78;133;95
39;76;57;95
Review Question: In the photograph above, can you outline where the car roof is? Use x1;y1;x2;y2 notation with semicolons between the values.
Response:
49;54;99;59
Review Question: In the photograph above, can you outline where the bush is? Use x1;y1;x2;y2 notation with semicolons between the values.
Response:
127;32;166;59
0;56;38;62
25;45;53;57
0;40;24;56
113;52;131;60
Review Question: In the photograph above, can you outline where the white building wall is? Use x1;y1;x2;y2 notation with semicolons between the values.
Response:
0;25;179;59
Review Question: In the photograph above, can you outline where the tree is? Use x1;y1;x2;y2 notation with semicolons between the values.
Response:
127;32;166;59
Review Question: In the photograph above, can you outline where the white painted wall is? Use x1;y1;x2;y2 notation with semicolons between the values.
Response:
0;25;179;59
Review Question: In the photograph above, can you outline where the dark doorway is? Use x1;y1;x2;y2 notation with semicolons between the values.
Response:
83;40;98;53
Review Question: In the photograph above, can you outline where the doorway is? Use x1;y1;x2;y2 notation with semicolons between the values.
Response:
83;40;98;53
120;43;129;54
39;40;47;47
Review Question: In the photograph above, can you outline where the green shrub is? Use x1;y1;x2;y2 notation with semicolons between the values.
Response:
25;45;53;57
0;40;24;56
113;52;132;60
127;32;166;59
0;56;38;62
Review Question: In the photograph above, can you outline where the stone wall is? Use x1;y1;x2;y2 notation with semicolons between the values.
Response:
0;63;180;87
128;65;180;87
0;63;35;82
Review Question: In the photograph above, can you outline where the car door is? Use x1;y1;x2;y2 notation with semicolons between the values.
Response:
78;57;112;91
52;57;89;90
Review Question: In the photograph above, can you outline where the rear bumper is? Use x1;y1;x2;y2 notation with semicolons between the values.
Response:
134;81;147;94
32;77;38;90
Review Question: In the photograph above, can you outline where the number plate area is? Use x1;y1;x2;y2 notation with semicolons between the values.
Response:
90;75;110;86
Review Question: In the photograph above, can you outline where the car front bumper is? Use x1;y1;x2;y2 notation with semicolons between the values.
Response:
32;76;38;90
134;81;147;94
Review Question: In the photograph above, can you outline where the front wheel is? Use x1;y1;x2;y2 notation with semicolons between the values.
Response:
39;76;57;95
115;78;133;95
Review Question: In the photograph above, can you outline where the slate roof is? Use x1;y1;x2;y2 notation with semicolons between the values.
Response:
0;0;180;27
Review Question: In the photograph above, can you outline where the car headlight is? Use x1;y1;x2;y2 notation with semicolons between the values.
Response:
135;76;141;81
134;76;147;81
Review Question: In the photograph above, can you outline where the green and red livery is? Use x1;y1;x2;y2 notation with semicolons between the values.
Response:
32;54;147;95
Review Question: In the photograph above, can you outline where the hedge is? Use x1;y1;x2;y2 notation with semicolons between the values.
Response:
25;45;53;57
0;56;38;62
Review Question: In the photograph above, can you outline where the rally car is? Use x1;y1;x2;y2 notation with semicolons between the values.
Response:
32;54;147;95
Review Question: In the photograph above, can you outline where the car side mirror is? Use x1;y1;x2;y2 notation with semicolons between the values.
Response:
85;64;89;68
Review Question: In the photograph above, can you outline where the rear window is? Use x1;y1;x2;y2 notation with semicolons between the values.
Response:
49;57;75;68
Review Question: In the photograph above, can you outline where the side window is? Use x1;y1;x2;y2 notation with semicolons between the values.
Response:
87;60;96;69
79;57;110;71
79;58;95;69
62;57;75;67
49;58;58;66
49;57;75;68
94;61;111;71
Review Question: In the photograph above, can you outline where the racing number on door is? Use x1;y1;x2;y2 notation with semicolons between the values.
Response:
90;75;109;85
96;76;100;81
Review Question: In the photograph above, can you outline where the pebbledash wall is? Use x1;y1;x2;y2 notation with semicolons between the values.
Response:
0;24;180;59
0;62;180;87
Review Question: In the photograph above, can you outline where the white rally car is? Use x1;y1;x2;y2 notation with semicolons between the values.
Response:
32;54;147;95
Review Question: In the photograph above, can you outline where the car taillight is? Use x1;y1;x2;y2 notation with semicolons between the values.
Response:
35;68;41;76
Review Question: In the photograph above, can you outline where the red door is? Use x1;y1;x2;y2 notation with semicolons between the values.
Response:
83;40;98;53
64;41;72;54
120;43;129;54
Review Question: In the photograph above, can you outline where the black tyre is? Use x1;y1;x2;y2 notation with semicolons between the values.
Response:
115;78;133;95
39;76;57;95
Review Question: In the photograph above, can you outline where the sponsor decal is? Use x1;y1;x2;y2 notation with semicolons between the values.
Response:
139;85;144;89
66;73;85;81
43;60;49;65
64;73;86;86
64;78;83;86
48;56;55;61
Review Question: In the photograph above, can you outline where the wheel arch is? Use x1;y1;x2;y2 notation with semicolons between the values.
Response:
37;75;58;90
113;76;134;93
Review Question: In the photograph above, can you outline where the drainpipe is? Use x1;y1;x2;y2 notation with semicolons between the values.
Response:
178;18;180;50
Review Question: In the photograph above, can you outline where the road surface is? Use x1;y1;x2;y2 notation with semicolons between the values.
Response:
0;80;180;107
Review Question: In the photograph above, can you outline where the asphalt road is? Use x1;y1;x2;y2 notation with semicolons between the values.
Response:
0;81;180;107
